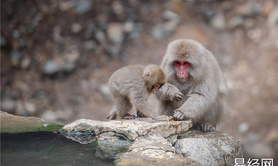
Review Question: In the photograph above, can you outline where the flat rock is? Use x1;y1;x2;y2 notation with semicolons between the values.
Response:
0;111;63;133
116;135;200;166
61;118;243;165
61;117;192;140
117;149;200;166
175;130;243;166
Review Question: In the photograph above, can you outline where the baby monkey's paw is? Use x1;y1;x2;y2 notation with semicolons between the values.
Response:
174;92;183;101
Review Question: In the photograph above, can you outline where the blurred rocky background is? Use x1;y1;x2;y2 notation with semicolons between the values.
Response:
1;0;277;162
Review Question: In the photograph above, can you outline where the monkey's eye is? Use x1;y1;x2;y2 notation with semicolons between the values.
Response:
184;62;190;65
174;61;181;66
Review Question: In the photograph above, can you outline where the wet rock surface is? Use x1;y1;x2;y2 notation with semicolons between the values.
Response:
61;117;243;165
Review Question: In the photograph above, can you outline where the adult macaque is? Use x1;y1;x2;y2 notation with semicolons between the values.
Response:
155;39;227;132
107;64;166;120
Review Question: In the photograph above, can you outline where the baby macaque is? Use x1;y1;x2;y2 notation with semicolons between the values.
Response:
107;64;166;120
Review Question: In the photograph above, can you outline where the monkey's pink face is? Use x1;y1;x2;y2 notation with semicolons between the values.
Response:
174;60;190;81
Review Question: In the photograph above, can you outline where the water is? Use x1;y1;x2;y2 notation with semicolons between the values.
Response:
1;132;115;166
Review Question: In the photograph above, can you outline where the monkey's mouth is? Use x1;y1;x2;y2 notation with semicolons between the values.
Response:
151;84;161;93
177;76;188;82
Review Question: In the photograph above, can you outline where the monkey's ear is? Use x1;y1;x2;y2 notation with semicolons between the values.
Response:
144;70;151;77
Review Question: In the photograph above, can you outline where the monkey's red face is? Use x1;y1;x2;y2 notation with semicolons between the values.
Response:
174;60;190;81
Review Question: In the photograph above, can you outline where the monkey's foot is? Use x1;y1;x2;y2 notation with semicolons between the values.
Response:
137;111;148;118
122;114;136;120
196;122;214;132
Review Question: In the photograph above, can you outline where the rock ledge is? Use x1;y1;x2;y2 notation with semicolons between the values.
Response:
61;117;243;166
61;117;192;140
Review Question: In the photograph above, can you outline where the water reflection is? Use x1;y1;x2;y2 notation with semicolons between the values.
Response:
1;132;114;166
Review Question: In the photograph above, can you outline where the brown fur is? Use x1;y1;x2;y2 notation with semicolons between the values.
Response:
107;64;166;120
155;39;227;132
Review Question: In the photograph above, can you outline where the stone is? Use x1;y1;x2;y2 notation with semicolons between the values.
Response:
151;24;172;40
62;51;79;72
150;10;180;41
210;13;226;30
15;101;27;116
61;118;192;141
263;1;274;16
13;30;20;38
19;38;26;48
123;21;135;33
41;110;58;122
71;23;82;33
130;135;174;152
61;131;96;144
109;45;122;58
84;23;97;39
247;28;262;42
162;10;180;22
61;61;76;73
24;102;36;114
267;7;278;27
175;130;243;166
0;35;6;47
61;118;242;165
10;51;22;67
238;122;249;133
59;1;73;11
53;26;62;43
21;57;31;69
127;23;141;39
96;132;131;159
117;135;200;166
84;40;96;50
243;141;275;159
95;30;108;48
107;23;124;44
1;98;15;113
228;16;244;29
56;109;73;121
242;133;275;158
64;49;80;63
0;111;62;133
236;1;262;16
61;117;192;160
43;60;59;75
42;49;79;75
99;84;111;100
74;0;92;15
117;149;200;166
112;1;123;15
